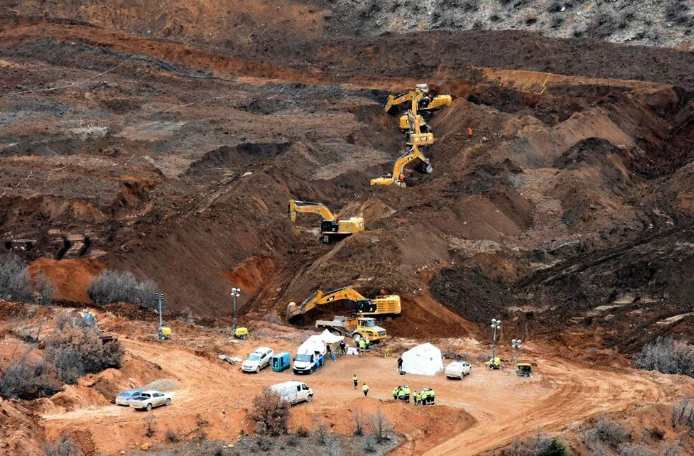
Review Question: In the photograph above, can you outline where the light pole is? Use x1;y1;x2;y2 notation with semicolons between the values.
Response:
231;287;241;333
155;292;164;329
512;339;522;366
491;318;501;363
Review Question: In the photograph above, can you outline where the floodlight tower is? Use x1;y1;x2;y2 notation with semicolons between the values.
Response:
491;318;501;361
512;339;522;366
231;287;241;332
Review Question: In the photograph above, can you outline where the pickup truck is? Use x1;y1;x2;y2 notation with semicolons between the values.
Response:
316;316;386;342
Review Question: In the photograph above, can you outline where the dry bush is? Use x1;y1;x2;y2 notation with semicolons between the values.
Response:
144;416;156;437
88;270;157;308
353;406;365;436
45;316;123;384
316;420;328;445
199;441;228;456
44;436;84;456
364;437;376;453
165;428;179;442
503;433;569;456
248;388;290;436
0;359;61;400
619;443;656;456
369;409;392;443
34;273;55;306
0;253;32;302
297;426;309;438
635;337;694;377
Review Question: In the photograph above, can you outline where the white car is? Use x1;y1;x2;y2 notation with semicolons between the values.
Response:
129;391;172;411
242;347;274;373
445;361;472;379
270;381;313;405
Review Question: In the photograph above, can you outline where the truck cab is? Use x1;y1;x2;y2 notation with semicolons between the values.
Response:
353;317;386;342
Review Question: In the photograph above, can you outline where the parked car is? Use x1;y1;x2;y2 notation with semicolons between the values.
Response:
269;381;313;405
242;347;274;373
115;388;143;406
129;391;172;411
445;361;472;379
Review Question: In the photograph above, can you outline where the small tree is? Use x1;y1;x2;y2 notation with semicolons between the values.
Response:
45;315;123;384
248;388;290;436
0;253;32;302
34;272;55;306
369;409;392;443
353;406;365;436
0;358;61;400
44;436;84;456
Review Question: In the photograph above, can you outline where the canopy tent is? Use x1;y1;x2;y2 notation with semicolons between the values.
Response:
319;329;344;344
401;343;444;376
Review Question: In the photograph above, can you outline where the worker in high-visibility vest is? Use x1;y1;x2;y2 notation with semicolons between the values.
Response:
398;386;406;402
362;383;370;397
413;390;421;406
353;374;358;389
403;385;411;404
392;386;399;400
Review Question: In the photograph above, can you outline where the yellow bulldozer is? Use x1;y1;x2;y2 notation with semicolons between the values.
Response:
370;145;432;188
286;287;401;320
288;200;364;244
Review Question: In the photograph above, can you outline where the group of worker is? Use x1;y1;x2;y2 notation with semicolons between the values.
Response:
392;385;435;405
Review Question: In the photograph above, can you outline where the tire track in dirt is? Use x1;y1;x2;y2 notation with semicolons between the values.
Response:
422;357;666;456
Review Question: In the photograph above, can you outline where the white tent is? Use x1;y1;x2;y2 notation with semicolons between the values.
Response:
318;329;344;344
401;343;444;376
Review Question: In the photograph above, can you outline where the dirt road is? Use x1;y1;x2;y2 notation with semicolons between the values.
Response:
39;337;672;455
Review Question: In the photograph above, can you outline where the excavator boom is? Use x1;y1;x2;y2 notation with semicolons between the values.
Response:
287;287;401;320
370;145;432;187
288;200;335;222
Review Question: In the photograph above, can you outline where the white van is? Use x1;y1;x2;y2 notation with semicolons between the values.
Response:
270;381;313;405
445;361;472;379
292;336;326;374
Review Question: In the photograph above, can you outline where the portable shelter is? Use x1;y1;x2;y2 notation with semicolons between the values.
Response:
318;329;344;344
401;343;443;376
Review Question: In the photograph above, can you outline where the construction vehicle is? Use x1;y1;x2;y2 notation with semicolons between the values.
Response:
405;110;435;146
158;326;172;340
516;363;533;378
370;145;433;187
384;84;452;115
288;200;364;244
78;309;117;343
486;357;502;369
316;316;387;342
286;287;401;320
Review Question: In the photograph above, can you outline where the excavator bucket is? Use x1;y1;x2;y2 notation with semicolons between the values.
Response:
425;95;452;111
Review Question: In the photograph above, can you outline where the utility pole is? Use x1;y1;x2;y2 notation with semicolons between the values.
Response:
491;318;501;363
512;339;522;366
155;292;164;329
231;287;241;333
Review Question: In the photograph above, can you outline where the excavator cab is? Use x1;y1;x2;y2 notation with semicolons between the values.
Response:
355;299;378;314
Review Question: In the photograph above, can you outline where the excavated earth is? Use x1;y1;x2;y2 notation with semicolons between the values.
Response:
2;3;694;455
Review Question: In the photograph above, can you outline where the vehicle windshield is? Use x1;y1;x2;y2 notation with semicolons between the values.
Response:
296;354;312;362
362;320;376;327
247;354;261;361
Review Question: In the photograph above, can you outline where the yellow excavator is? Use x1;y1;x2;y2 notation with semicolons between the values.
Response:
286;287;401;320
385;84;452;130
405;110;435;147
289;200;364;244
370;145;433;187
